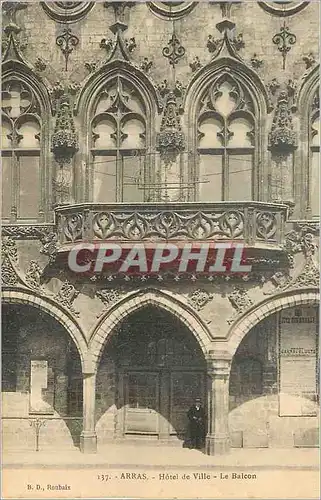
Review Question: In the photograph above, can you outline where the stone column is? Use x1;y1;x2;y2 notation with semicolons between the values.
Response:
205;356;231;456
80;373;97;453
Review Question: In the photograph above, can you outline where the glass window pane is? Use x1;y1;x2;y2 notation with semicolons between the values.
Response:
92;118;117;149
198;117;223;148
228;154;253;201
228;117;253;147
121;119;145;149
122;155;144;202
17;120;40;148
93;155;117;202
199;153;222;201
311;151;320;217
1;154;12;218
18;155;40;219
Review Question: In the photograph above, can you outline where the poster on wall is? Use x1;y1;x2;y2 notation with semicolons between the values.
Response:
29;360;55;415
279;308;318;417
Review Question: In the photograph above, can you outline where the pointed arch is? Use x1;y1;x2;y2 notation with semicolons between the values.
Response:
2;288;93;373
185;52;270;203
89;288;212;368
76;61;161;204
227;288;319;357
2;36;52;222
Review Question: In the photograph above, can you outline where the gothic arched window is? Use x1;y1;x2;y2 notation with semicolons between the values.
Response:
197;74;256;202
1;81;42;221
90;76;147;203
309;88;320;218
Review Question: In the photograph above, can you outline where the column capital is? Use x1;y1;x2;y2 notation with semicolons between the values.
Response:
206;353;232;377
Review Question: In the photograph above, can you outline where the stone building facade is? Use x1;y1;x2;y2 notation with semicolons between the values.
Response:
1;1;320;455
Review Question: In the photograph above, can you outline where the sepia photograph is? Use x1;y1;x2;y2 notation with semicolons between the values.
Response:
1;0;320;499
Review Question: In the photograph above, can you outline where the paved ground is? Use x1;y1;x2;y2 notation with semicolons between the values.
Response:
3;443;319;469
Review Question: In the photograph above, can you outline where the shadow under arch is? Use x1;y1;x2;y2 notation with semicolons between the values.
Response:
1;299;86;449
2;288;89;372
89;288;213;367
94;303;208;448
227;288;320;357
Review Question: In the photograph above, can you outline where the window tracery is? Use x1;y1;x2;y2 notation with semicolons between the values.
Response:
90;76;147;203
1;81;42;221
197;74;256;202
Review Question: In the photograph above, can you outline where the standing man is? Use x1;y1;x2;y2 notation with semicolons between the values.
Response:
187;398;205;450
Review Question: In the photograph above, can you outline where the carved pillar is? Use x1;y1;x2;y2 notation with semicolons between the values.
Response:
205;356;231;455
156;91;185;202
268;91;297;205
51;95;78;206
80;373;97;453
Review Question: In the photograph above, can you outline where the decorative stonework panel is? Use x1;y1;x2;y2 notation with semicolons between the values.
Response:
41;2;94;23
258;1;310;16
148;2;197;19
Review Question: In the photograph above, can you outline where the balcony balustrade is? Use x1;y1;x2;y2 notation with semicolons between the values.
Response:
54;201;288;249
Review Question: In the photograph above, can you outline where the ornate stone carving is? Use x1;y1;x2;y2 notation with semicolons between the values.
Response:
56;27;79;71
148;2;197;20
188;289;213;311
51;95;78;205
25;261;43;290
303;53;316;70
258;2;309;17
2;225;54;240
156;91;185;165
85;61;99;73
268;91;296;153
41;2;94;23
272;22;296;70
40;232;60;265
266;222;320;294
228;287;253;312
207;20;245;56
54;281;79;317
96;288;127;315
51;95;77;147
56;203;287;244
140;57;153;73
227;287;253;324
34;57;46;71
189;56;202;72
251;54;263;70
48;82;65;115
162;33;185;66
1;238;45;292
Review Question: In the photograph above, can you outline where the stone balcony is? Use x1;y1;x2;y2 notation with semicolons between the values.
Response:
55;201;288;251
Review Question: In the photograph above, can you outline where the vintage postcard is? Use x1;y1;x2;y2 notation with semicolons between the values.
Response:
1;0;320;499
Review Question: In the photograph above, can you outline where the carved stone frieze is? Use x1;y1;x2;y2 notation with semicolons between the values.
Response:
265;222;320;294
25;261;43;291
56;203;287;244
156;91;185;165
40;232;60;265
53;281;79;317
187;289;213;311
227;287;253;324
42;2;94;23
96;288;127;316
268;91;297;153
1;237;45;292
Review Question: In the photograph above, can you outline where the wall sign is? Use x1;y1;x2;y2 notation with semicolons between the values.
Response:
29;360;54;415
278;307;317;416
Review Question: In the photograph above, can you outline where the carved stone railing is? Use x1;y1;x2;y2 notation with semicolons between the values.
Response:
54;202;288;248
